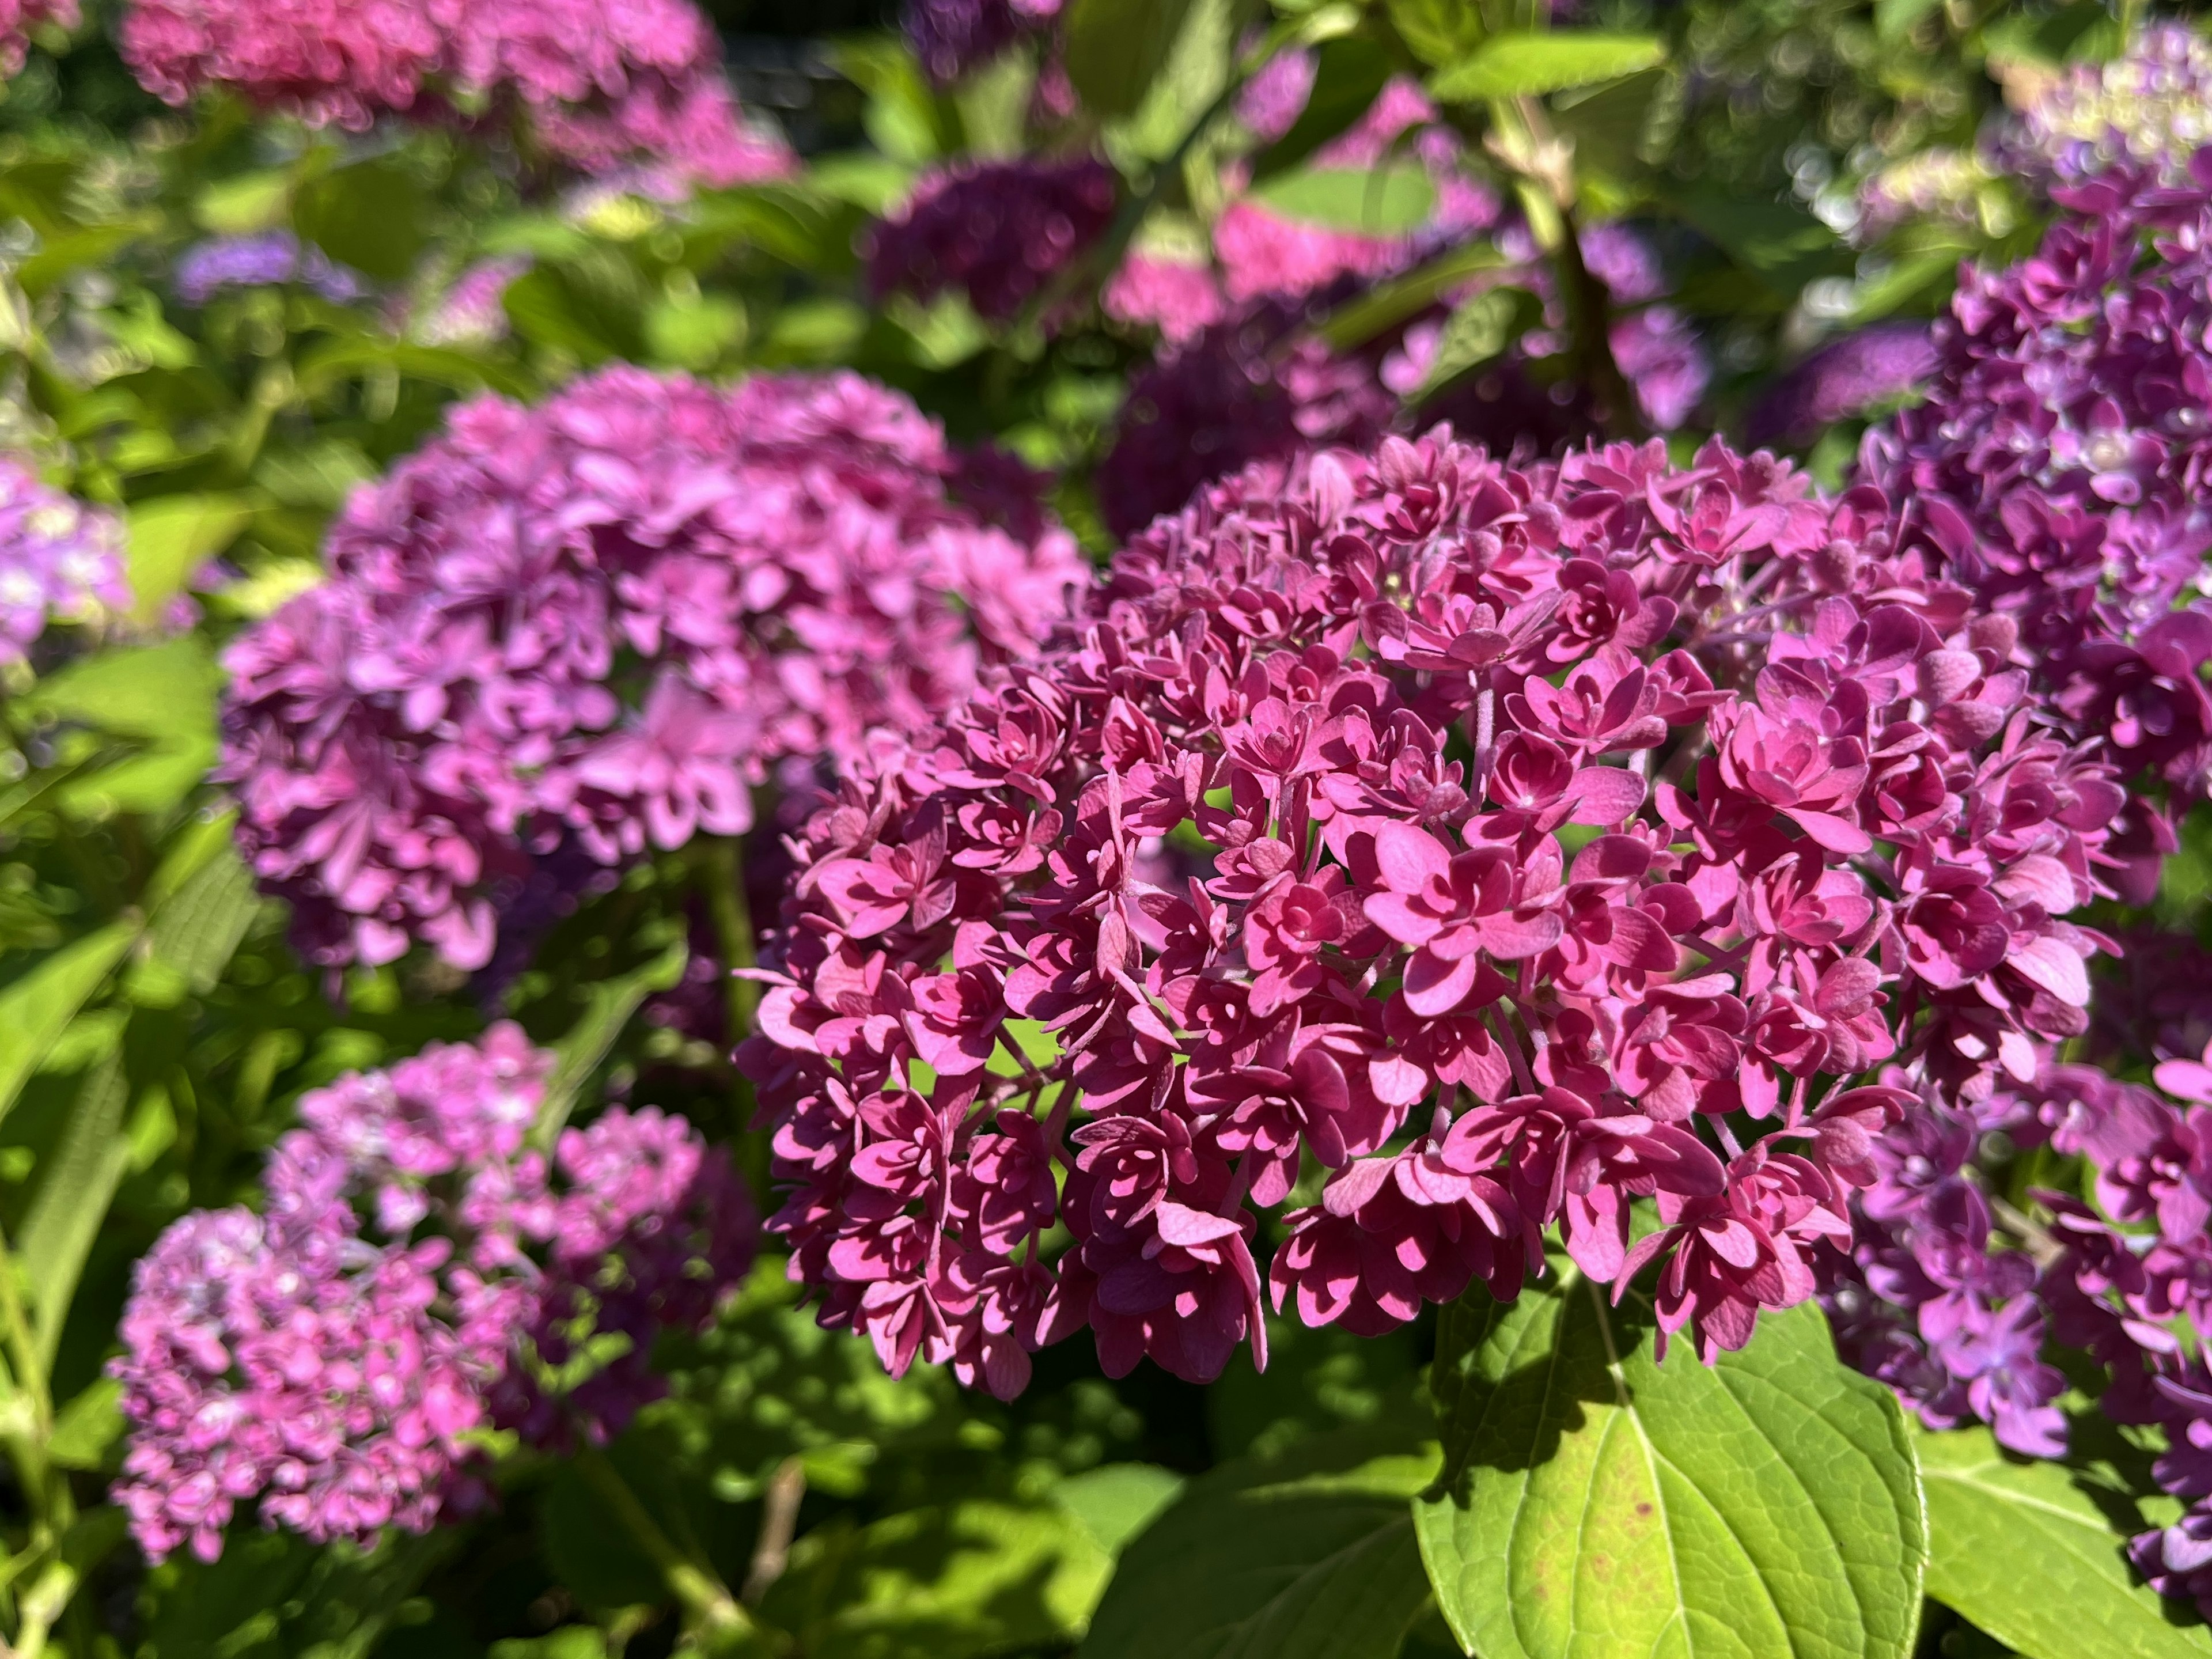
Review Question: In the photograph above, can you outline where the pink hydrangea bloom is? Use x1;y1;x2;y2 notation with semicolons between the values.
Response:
740;429;2124;1392
1103;253;1226;343
219;367;1085;971
0;0;74;74
118;0;790;185
113;1027;753;1563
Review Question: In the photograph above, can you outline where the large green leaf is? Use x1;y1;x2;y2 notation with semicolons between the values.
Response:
1430;32;1663;103
1249;166;1437;236
1916;1424;2212;1659
1414;1272;1926;1659
24;638;223;817
0;919;138;1126
20;1051;130;1369
1065;0;1198;120
123;494;254;626
1079;1428;1437;1659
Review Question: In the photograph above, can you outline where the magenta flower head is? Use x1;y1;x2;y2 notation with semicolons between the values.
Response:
0;458;128;665
118;0;791;186
0;0;74;74
112;1025;754;1565
867;158;1118;325
1857;157;2212;895
218;366;1086;972
739;425;2124;1395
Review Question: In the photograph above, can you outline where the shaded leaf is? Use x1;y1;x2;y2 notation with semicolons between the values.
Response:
1079;1428;1436;1659
1065;0;1198;120
1916;1423;2212;1659
1252;37;1392;177
47;1375;123;1471
1057;1465;1187;1559
20;1051;130;1369
530;937;690;1151
0;920;138;1127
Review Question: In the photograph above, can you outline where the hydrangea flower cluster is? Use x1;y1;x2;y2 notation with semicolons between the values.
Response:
174;233;366;306
868;158;1117;325
118;0;791;187
1990;21;2212;191
739;427;2126;1395
0;458;128;665
113;1025;753;1564
1822;1045;2212;1624
219;366;1084;971
1856;160;2212;881
0;0;74;75
902;0;1060;88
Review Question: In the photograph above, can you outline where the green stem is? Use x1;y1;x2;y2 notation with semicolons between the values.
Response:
698;836;758;1041
574;1443;764;1653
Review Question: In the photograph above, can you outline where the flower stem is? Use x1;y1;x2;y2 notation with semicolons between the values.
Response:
574;1442;766;1653
699;835;759;1041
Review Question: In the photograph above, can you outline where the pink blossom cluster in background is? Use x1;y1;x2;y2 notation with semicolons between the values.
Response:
0;457;128;665
116;0;791;187
0;0;74;74
218;366;1085;972
112;1025;754;1563
740;427;2127;1394
1857;161;2212;877
868;158;1118;324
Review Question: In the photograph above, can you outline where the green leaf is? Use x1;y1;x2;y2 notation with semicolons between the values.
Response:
1078;1429;1437;1659
1252;37;1393;177
1916;1423;2212;1659
1319;242;1510;351
1413;1273;1926;1659
1429;32;1664;103
145;839;258;997
1410;286;1543;398
0;920;137;1127
530;937;690;1152
47;1376;123;1471
1065;0;1198;120
764;1498;1115;1659
123;494;253;627
293;156;431;282
1249;167;1437;236
1118;0;1238;161
1058;1465;1188;1558
24;638;223;817
20;1051;130;1369
1386;0;1484;70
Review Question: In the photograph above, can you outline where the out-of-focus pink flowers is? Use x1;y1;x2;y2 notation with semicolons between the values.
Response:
0;0;74;74
118;0;791;187
219;366;1085;972
112;1027;753;1564
868;158;1117;324
740;427;2123;1393
0;458;128;664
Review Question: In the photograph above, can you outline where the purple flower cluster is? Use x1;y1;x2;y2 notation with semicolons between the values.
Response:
1990;21;2212;191
1092;295;1395;539
218;367;1085;971
740;427;2125;1395
0;458;128;665
902;0;1060;88
113;1025;754;1564
1857;161;2212;881
1745;323;1936;449
118;0;791;187
0;0;74;75
868;158;1118;325
174;233;366;306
